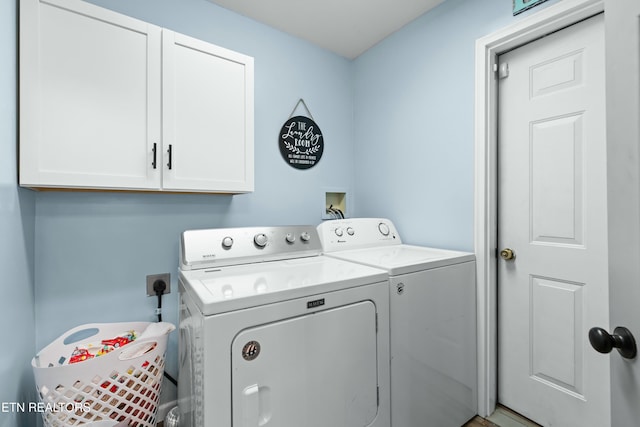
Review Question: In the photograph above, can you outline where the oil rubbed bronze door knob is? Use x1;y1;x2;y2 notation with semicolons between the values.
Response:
500;248;515;260
589;326;637;359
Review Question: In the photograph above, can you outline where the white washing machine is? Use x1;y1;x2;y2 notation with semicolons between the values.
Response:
317;218;478;427
177;225;391;427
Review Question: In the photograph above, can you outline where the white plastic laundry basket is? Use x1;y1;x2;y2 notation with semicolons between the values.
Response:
32;322;175;427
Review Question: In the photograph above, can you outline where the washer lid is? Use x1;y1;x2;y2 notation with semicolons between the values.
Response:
180;256;387;316
325;245;475;276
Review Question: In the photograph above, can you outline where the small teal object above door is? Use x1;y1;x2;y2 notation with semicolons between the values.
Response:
513;0;549;15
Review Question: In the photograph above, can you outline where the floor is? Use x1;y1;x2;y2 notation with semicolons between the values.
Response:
158;405;540;427
464;417;500;427
464;405;542;427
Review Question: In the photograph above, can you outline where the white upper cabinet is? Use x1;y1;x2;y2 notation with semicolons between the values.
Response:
20;0;254;193
20;0;162;190
162;31;254;193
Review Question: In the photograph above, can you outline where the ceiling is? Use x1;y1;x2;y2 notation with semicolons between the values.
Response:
207;0;445;59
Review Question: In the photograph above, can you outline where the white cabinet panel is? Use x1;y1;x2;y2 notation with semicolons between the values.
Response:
20;0;254;193
20;0;161;190
163;31;254;193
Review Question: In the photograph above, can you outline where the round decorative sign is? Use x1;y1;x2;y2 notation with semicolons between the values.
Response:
279;115;324;169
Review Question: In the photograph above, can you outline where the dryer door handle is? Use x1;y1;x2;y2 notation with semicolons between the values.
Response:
242;384;259;426
242;384;272;426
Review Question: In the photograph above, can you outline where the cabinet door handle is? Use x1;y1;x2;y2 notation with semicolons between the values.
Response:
167;144;173;170
152;143;157;169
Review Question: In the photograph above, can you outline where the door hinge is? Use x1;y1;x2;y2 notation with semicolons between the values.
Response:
498;62;509;79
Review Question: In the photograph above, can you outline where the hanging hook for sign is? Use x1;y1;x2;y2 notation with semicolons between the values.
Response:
289;98;315;121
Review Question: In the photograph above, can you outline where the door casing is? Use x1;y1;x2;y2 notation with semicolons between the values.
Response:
473;0;605;417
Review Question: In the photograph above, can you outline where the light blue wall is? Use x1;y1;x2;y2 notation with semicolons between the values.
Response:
1;0;37;425
352;0;560;251
32;0;354;410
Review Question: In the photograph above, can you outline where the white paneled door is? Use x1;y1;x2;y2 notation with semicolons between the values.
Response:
497;14;608;427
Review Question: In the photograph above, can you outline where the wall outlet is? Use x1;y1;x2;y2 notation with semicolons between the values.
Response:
146;273;171;297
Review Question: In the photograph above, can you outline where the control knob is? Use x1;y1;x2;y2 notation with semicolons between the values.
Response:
254;233;268;248
221;236;234;249
285;233;296;244
346;227;355;236
335;228;344;237
378;223;390;236
300;232;311;242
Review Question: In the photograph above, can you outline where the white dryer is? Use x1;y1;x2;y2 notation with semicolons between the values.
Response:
318;218;477;427
177;225;391;427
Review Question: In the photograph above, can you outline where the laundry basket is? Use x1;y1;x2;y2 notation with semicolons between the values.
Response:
32;322;175;427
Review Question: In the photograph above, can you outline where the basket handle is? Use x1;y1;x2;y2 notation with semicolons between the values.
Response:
62;326;101;345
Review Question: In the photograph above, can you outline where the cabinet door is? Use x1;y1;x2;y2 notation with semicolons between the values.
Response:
20;0;161;190
162;30;254;193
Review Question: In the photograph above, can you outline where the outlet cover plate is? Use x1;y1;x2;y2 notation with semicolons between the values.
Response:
146;273;171;297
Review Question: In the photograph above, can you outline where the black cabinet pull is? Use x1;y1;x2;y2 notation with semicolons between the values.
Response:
167;144;173;170
152;143;157;169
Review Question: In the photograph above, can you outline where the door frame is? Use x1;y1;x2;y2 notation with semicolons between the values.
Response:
473;0;604;417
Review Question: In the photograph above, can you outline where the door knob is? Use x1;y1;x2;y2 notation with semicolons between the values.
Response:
588;326;637;359
500;248;515;260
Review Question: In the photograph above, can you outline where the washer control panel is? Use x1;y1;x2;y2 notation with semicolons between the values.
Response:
317;218;402;252
181;225;322;270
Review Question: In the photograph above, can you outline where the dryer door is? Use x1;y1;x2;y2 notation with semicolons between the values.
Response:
232;300;379;427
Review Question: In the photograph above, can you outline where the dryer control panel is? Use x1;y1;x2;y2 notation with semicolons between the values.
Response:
180;225;321;270
317;218;402;252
